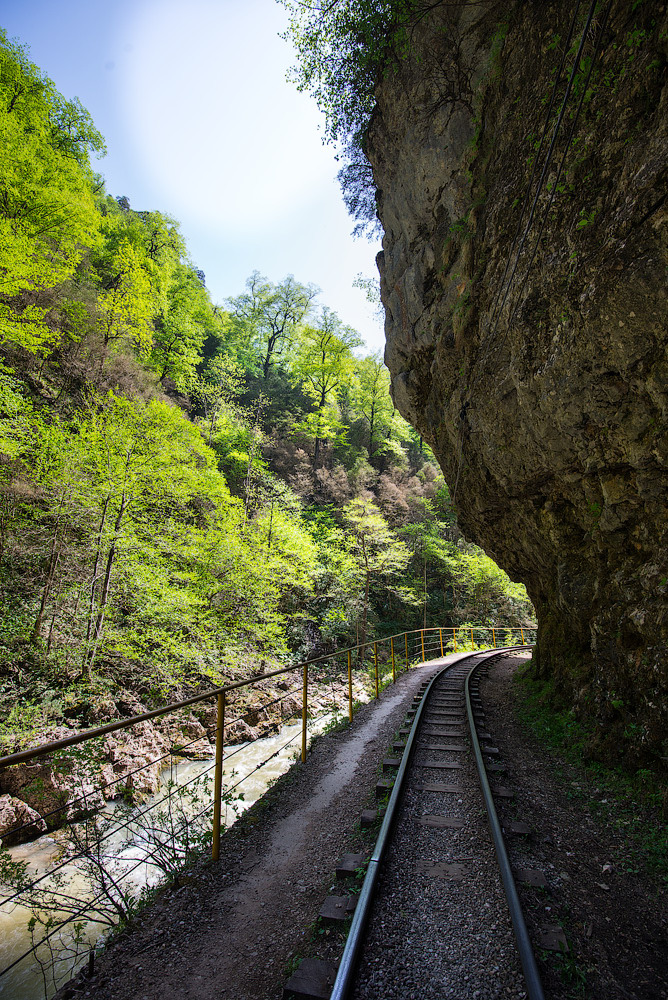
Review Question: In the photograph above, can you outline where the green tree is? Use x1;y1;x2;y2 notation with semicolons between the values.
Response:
228;271;318;380
0;30;105;354
350;353;395;463
343;497;409;658
64;394;225;674
292;308;362;465
91;207;187;373
280;1;414;233
149;264;218;389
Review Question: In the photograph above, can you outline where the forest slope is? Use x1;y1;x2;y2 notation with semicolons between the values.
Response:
0;29;533;755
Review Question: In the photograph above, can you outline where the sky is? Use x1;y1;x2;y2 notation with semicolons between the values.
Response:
0;0;386;351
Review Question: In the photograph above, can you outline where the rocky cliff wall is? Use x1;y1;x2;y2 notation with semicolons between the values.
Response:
369;0;668;765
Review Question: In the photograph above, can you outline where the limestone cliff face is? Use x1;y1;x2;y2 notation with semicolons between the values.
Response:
369;1;668;763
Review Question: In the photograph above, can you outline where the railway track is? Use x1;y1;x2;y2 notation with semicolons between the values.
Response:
330;648;546;1000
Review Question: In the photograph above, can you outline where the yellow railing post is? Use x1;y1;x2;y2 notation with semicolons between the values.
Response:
348;649;353;721
520;627;525;645
212;690;225;861
492;627;496;648
405;631;409;669
302;662;308;762
452;627;457;653
391;636;396;682
470;626;474;648
374;641;379;698
421;629;425;661
439;628;444;656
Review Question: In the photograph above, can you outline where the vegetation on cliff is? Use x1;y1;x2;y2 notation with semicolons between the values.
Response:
0;29;533;748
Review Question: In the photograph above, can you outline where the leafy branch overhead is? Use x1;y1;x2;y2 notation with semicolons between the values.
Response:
280;1;480;233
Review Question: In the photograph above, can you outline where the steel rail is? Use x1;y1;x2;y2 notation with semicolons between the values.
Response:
464;650;546;1000
329;649;481;1000
329;645;541;1000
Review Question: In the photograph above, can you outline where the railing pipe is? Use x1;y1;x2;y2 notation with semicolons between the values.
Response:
0;626;536;771
390;637;395;683
347;650;353;722
439;628;444;656
374;642;379;699
301;662;308;762
421;629;425;661
212;691;225;860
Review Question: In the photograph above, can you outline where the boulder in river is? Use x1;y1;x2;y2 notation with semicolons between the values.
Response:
0;793;47;844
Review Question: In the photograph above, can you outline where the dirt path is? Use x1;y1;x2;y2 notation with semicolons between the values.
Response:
75;661;430;1000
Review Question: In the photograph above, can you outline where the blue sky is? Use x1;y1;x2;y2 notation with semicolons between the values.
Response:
1;0;385;351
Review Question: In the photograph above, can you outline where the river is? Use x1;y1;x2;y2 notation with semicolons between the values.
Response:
0;716;328;1000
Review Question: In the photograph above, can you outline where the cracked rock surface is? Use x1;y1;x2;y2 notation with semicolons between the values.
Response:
369;0;668;762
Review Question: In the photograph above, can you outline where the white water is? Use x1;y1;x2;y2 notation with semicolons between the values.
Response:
0;716;332;1000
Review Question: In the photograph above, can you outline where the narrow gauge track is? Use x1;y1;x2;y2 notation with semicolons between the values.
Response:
333;648;544;1000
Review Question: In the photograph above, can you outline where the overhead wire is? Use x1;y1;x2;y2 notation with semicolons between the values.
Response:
486;0;584;332
487;0;597;334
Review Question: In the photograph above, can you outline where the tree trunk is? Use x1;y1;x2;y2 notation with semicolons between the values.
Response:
31;540;60;644
267;501;274;550
32;488;69;644
358;535;370;666
368;402;375;458
423;558;427;629
84;496;110;664
87;493;127;676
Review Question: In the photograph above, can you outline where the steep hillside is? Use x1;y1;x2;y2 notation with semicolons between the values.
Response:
366;1;667;764
0;28;534;749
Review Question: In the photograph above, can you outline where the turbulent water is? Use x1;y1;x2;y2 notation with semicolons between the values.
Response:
0;717;322;1000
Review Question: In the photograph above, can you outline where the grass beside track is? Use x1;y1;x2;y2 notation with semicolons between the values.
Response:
513;662;668;889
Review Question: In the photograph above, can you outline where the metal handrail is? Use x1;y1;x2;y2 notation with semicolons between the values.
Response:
0;625;535;770
0;625;536;996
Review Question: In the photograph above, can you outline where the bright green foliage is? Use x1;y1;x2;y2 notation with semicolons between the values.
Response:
281;1;408;147
349;352;395;460
227;271;318;379
343;496;411;650
291;308;362;463
194;351;246;446
96;236;154;359
280;1;416;231
0;33;535;733
149;264;219;388
0;30;104;352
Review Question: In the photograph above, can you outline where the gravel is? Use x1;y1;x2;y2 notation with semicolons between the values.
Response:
352;659;527;1000
64;664;429;1000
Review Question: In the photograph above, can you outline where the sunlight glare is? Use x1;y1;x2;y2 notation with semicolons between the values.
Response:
119;0;334;234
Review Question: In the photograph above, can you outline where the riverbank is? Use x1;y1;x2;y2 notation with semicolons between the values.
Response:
0;670;371;846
